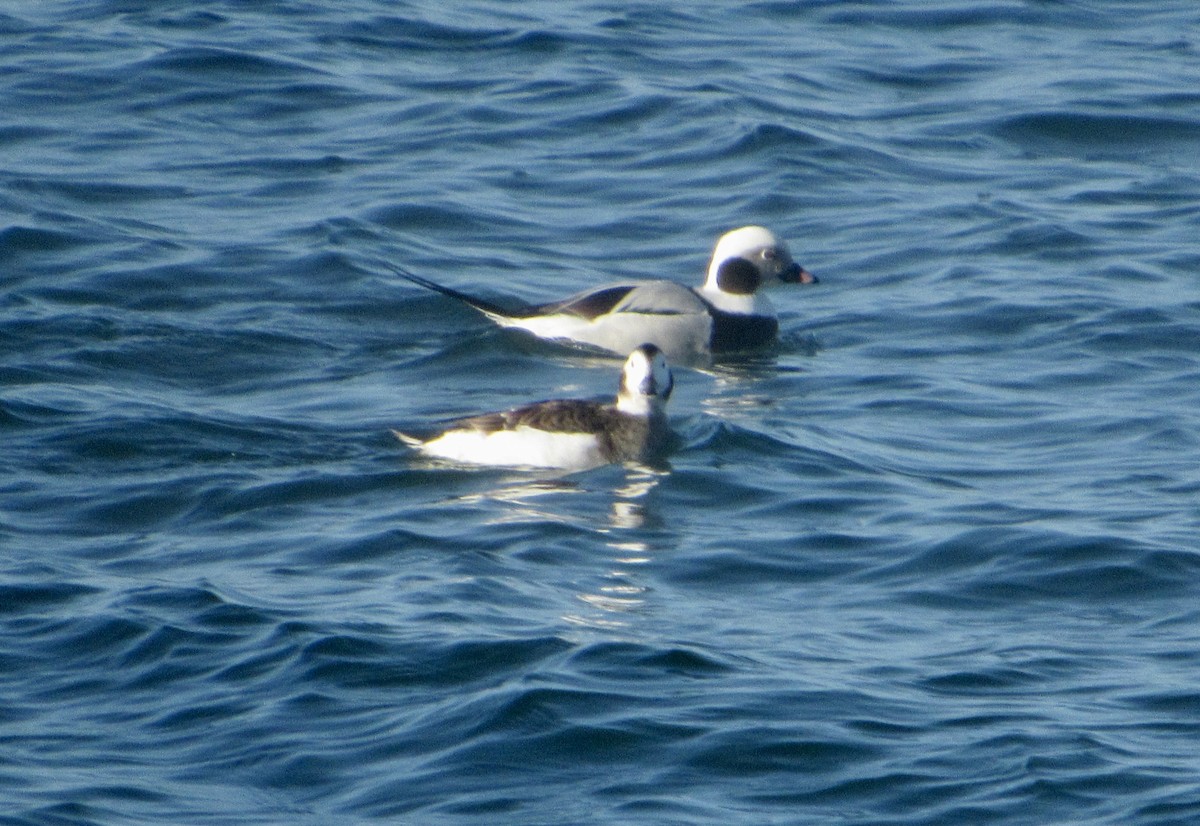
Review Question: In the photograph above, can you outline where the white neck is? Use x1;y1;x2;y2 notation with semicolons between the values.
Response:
698;286;775;316
617;394;663;417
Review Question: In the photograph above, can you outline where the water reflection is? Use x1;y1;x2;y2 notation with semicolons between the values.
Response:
452;477;582;527
452;465;665;531
453;465;668;630
566;465;665;630
607;467;663;531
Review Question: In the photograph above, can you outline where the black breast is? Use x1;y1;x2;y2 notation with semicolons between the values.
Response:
707;310;779;352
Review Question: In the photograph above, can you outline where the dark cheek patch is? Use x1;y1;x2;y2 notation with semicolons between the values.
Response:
715;257;761;295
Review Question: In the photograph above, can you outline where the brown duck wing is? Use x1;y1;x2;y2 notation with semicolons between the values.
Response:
507;400;615;432
456;400;615;435
452;400;654;464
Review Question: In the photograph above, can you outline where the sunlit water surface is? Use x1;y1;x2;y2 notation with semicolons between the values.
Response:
3;2;1200;823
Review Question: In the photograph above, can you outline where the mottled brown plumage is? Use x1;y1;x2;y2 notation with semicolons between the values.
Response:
455;399;660;464
396;344;675;469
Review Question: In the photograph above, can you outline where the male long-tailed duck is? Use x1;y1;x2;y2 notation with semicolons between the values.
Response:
395;343;674;470
391;226;815;363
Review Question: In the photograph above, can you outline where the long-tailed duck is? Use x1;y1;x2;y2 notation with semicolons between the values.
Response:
390;226;815;364
395;343;675;470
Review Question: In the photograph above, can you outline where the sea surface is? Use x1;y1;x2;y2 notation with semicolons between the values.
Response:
3;1;1200;823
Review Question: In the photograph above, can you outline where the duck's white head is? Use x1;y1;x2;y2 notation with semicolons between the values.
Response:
701;226;815;312
616;343;674;416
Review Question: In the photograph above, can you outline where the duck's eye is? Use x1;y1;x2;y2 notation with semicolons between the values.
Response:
760;248;777;261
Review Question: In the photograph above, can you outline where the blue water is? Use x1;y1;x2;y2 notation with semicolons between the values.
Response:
4;1;1200;823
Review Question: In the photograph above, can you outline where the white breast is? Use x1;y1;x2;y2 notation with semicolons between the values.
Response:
699;286;777;316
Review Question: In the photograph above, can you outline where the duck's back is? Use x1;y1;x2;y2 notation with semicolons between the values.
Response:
512;281;710;361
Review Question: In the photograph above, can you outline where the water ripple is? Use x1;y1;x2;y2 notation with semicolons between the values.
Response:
4;0;1200;823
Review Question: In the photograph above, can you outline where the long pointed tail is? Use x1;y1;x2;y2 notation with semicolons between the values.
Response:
378;261;519;322
391;429;425;449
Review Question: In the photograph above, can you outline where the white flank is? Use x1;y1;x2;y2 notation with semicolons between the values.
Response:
501;313;597;340
506;305;711;362
418;426;605;470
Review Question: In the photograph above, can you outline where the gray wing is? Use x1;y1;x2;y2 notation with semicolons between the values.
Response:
534;280;708;320
608;281;709;316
